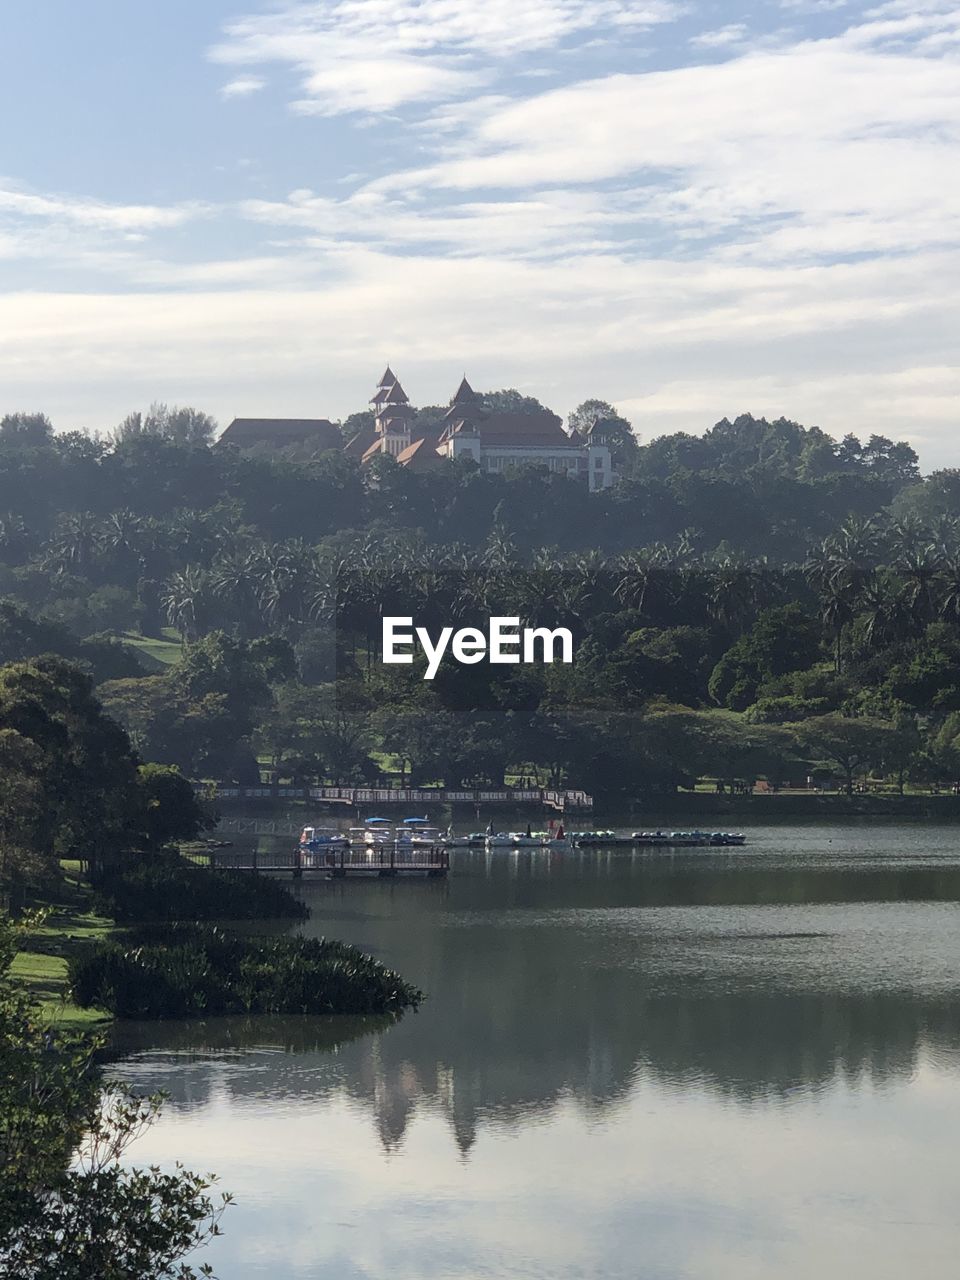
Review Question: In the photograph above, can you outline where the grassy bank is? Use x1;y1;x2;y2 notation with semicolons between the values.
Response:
118;626;182;670
12;899;114;1030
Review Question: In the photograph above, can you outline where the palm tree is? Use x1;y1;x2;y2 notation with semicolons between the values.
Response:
46;511;101;576
210;550;262;637
860;572;912;650
818;581;857;671
885;514;932;562
255;541;317;634
705;557;758;632
930;515;960;561
823;516;880;597
561;550;611;624
99;509;144;585
162;567;208;644
895;547;942;627
939;557;960;625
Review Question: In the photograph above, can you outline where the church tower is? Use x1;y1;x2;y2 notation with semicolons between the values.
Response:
438;375;482;463
371;367;413;458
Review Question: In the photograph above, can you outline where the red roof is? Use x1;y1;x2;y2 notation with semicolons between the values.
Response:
219;418;342;451
477;409;575;447
396;435;445;470
342;424;378;457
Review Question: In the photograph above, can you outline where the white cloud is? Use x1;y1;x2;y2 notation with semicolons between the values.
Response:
291;56;483;116
240;185;647;257
5;0;959;473
210;0;683;115
350;31;960;270
0;184;204;232
220;75;266;98
2;242;957;459
690;23;750;48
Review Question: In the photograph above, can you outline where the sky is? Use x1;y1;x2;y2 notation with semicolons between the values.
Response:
0;0;958;464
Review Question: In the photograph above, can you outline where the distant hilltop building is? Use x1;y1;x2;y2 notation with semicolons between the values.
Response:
221;368;613;491
218;415;342;458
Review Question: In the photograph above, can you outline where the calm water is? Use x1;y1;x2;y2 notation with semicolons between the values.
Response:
111;823;960;1280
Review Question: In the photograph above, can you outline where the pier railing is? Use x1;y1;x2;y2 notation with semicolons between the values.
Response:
210;843;450;877
199;784;593;811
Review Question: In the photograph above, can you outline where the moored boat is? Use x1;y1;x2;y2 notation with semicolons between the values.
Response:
630;829;747;847
299;826;349;848
485;832;544;847
349;818;395;846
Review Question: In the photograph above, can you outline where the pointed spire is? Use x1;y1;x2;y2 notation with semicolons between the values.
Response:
451;375;478;407
377;365;396;388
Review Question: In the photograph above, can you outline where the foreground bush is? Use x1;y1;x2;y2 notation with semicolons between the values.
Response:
69;925;424;1019
93;855;308;922
1;914;230;1279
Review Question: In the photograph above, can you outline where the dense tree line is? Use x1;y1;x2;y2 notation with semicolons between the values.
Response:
0;656;207;907
3;402;960;799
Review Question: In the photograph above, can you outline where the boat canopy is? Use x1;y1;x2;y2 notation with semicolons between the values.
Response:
402;816;430;825
365;817;391;824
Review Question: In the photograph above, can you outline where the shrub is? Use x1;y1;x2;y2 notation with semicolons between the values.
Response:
69;925;423;1019
92;856;308;923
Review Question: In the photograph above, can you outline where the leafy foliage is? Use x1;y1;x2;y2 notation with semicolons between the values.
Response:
0;658;210;903
0;915;231;1278
69;925;424;1020
1;404;959;798
91;856;308;924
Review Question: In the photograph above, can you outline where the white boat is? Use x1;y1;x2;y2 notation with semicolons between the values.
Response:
350;819;395;846
485;831;567;848
299;826;349;848
486;832;539;847
399;817;443;846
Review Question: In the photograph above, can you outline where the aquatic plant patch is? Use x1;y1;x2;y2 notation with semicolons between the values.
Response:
68;925;424;1019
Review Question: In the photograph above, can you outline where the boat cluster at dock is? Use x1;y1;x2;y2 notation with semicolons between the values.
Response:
299;818;747;851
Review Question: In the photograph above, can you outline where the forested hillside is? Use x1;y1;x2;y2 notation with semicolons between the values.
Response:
2;404;960;800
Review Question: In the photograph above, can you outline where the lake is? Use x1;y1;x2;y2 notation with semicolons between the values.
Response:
111;822;960;1279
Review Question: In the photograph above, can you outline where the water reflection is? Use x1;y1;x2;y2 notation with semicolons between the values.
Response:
114;833;960;1143
109;827;960;1279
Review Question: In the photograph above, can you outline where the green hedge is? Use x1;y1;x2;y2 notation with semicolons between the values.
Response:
68;925;423;1019
92;857;308;923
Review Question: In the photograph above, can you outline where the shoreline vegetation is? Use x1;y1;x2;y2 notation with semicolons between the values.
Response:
14;854;423;1030
70;925;424;1021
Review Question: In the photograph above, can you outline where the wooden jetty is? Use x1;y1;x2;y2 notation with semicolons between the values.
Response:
210;843;449;880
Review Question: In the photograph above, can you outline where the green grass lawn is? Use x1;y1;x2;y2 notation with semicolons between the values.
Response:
12;900;114;1030
119;627;183;670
